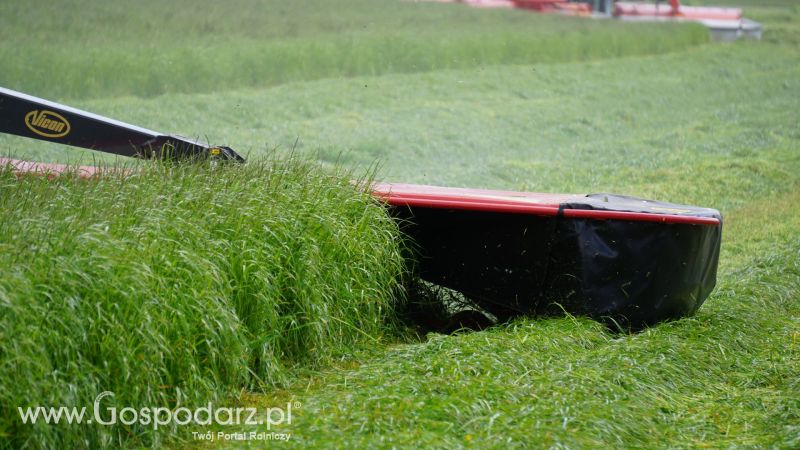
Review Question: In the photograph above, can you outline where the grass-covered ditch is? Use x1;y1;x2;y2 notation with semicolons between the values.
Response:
0;159;406;448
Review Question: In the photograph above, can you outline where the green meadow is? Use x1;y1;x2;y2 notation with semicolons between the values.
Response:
1;0;798;448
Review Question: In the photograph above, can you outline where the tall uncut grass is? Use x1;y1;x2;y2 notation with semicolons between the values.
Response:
0;159;406;448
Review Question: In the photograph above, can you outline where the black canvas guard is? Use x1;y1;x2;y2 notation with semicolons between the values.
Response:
391;194;722;330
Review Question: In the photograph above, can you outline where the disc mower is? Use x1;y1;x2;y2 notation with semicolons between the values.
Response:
0;86;722;329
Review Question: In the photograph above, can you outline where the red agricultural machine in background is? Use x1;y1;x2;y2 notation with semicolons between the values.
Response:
450;0;591;15
615;0;739;20
614;0;762;40
513;0;591;15
423;0;762;40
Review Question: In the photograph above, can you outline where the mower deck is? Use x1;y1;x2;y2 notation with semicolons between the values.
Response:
374;183;721;328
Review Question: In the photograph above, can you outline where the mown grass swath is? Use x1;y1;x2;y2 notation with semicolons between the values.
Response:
0;159;406;448
265;189;800;448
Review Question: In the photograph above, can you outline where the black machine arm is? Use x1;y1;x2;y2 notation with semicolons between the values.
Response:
0;87;245;163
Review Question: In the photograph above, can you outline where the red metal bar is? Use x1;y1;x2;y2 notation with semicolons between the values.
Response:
3;158;720;226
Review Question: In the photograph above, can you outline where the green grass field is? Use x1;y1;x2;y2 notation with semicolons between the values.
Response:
1;0;799;448
0;0;706;101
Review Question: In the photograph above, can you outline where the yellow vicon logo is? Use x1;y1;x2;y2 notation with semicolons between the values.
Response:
25;110;71;138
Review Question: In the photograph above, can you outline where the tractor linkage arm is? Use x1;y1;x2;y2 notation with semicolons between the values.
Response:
0;87;245;163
